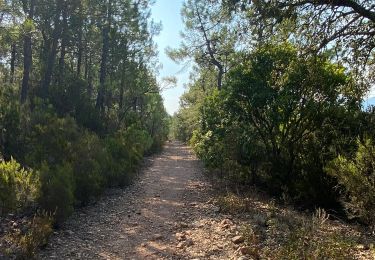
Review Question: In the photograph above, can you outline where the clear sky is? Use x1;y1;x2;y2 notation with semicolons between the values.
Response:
151;0;190;115
151;0;375;113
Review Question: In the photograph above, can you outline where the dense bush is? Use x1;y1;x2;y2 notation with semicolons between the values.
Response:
71;131;106;205
0;85;22;160
0;0;169;256
327;139;375;226
0;92;168;225
0;159;39;215
25;110;80;167
38;162;75;225
182;43;369;211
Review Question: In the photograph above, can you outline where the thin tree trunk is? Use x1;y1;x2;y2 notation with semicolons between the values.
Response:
20;0;35;104
87;55;93;98
119;54;127;109
195;4;224;90
133;97;137;111
76;32;83;77
217;66;223;91
119;74;125;110
96;0;112;111
41;0;63;98
10;43;16;84
76;2;83;77
58;5;68;84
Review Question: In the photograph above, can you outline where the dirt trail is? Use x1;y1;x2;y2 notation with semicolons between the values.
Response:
39;142;241;260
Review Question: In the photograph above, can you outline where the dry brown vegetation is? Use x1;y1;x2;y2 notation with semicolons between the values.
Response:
214;182;375;259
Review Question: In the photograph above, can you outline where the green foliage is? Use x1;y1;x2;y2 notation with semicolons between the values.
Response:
327;139;375;226
71;131;105;205
0;91;168;224
0;159;39;215
188;43;364;210
38;162;75;225
0;85;22;159
25;108;80;167
104;126;152;187
0;0;169;242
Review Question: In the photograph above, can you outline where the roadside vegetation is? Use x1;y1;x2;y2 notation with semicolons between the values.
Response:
0;0;168;257
171;0;375;258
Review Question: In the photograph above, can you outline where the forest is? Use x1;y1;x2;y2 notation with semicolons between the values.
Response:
170;0;375;228
0;0;169;256
0;0;375;258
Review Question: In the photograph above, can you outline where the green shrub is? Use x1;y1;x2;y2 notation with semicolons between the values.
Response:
188;43;364;210
102;137;130;187
326;139;375;226
26;112;80;167
103;126;152;187
38;162;75;225
71;131;105;205
122;125;153;159
0;159;39;214
0;85;22;159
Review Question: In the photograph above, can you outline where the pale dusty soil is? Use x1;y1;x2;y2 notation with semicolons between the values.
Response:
38;142;375;260
39;142;243;260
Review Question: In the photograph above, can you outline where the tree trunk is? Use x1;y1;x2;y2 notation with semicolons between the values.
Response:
119;74;125;110
133;97;137;111
87;55;93;98
96;0;112;111
195;5;224;90
10;43;16;84
217;66;223;91
20;0;35;104
58;4;68;84
119;53;128;109
76;2;83;77
84;52;88;80
41;0;63;98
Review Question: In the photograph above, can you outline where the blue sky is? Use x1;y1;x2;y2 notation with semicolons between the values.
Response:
151;0;190;115
150;1;375;113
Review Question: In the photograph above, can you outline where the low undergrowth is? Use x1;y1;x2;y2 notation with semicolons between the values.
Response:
2;211;53;259
215;189;375;259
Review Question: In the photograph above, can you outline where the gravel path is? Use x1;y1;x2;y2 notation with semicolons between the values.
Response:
39;142;243;260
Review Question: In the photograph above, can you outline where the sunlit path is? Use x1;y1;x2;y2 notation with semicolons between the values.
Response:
39;142;239;260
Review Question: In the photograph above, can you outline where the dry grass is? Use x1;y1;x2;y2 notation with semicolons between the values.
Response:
2;211;53;259
215;190;375;259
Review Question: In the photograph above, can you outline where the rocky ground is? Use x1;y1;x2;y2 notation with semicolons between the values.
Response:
2;141;369;260
36;141;375;260
38;142;251;260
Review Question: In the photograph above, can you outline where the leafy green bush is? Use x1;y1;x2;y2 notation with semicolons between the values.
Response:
25;108;80;167
71;131;106;205
38;162;75;225
0;159;39;214
104;126;152;187
0;85;22;160
326;139;375;226
189;43;364;209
